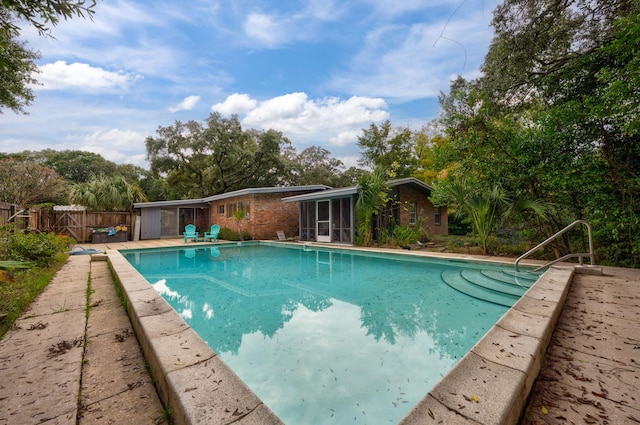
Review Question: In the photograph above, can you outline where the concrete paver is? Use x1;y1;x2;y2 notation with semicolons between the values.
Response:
0;253;167;425
78;260;167;424
520;267;640;425
0;255;89;425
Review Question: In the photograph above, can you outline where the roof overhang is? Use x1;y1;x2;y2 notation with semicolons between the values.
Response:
282;186;358;203
134;199;210;209
387;177;434;194
203;185;330;203
135;185;331;209
282;177;434;203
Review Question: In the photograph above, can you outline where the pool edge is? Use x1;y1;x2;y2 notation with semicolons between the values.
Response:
397;265;574;425
106;249;285;425
106;243;574;425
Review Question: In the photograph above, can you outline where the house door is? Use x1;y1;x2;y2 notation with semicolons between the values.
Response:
316;200;331;242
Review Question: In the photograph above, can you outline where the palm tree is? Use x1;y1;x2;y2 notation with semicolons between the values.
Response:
434;177;547;253
69;175;147;211
355;167;390;246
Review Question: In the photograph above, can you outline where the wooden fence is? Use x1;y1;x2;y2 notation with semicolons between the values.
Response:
1;203;134;243
0;202;30;230
35;209;135;243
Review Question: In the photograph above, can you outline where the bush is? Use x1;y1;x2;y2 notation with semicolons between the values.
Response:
378;224;423;247
218;226;252;241
0;225;74;267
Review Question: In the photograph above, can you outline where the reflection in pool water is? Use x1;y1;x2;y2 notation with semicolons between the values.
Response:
124;243;508;424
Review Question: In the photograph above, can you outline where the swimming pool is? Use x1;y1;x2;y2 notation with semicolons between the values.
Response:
123;243;524;424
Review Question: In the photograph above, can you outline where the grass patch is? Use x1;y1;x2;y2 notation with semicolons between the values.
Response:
0;254;67;339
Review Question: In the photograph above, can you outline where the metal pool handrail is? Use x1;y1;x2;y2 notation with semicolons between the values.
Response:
515;220;595;272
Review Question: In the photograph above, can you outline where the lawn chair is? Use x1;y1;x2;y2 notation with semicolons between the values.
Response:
203;224;221;242
183;224;199;243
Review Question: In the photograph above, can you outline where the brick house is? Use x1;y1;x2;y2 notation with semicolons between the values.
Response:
205;187;328;240
282;177;448;244
134;178;447;242
134;186;328;240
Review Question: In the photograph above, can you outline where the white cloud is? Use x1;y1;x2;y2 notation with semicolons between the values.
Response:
80;129;149;166
304;0;347;21
35;61;140;92
244;13;288;47
169;95;201;113
328;5;498;101
217;92;389;148
212;93;257;115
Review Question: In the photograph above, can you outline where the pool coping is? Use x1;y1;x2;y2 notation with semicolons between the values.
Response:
106;242;575;425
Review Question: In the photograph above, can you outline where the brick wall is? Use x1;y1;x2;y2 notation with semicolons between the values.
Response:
208;191;307;240
396;186;448;235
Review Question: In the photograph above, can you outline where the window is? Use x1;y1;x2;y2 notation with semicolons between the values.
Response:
227;202;251;219
434;206;441;225
217;205;224;215
240;202;251;219
227;203;236;218
408;203;417;225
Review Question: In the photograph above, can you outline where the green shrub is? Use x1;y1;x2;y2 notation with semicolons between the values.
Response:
218;227;252;241
0;225;74;267
0;258;65;338
378;224;423;247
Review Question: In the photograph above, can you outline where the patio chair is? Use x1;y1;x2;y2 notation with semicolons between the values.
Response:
183;224;199;243
203;224;221;242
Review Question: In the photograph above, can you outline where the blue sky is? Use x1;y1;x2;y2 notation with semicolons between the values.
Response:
2;0;500;169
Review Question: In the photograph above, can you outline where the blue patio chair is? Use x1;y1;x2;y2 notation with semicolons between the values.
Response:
183;224;199;243
203;224;221;242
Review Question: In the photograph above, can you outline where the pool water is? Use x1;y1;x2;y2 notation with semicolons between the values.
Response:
123;243;510;424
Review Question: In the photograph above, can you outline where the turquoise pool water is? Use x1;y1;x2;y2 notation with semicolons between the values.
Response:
123;243;510;424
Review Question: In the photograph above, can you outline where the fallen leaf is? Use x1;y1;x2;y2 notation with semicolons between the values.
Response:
541;405;548;415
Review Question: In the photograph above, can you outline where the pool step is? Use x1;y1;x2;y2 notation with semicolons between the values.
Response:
482;269;538;286
441;269;537;307
461;270;529;296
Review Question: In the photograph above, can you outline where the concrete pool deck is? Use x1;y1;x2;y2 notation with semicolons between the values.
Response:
0;239;637;424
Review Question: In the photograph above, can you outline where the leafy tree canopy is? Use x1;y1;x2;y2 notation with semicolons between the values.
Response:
434;0;640;266
0;1;97;113
1;0;96;37
0;21;39;114
357;120;419;177
145;112;291;199
283;145;348;187
0;158;68;205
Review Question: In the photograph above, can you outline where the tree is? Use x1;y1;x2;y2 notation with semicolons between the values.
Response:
27;149;118;183
0;23;39;114
146;113;290;199
412;121;450;185
232;209;246;241
357;121;419;177
285;146;346;187
431;177;547;254
355;167;390;246
69;175;147;211
1;0;96;36
435;0;640;265
0;1;97;113
0;158;67;205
